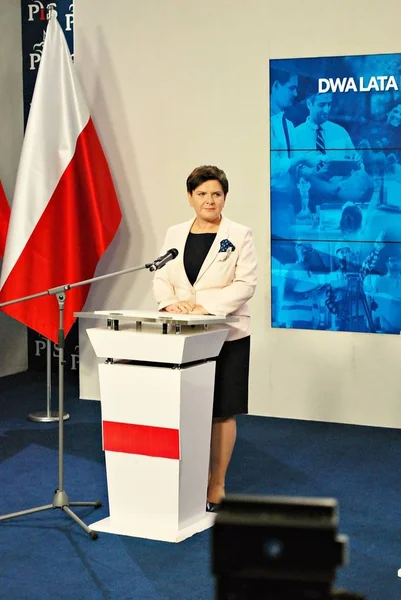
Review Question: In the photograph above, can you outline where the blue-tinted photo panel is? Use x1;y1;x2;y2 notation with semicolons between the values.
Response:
270;53;401;153
272;239;401;334
271;239;331;331
271;52;401;333
271;147;401;244
363;240;401;334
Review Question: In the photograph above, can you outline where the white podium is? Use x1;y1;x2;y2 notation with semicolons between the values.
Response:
75;310;234;543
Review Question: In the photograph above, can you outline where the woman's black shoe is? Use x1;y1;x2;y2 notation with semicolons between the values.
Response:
206;501;219;513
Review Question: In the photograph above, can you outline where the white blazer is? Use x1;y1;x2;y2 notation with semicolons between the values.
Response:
153;215;258;341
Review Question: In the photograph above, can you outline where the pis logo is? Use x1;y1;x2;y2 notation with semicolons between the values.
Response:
65;3;74;32
35;337;80;371
27;1;58;22
27;2;74;33
29;31;45;71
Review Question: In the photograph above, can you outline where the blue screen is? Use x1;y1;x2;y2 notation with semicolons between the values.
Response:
270;53;401;334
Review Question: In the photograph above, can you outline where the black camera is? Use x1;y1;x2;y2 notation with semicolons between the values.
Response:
212;494;365;600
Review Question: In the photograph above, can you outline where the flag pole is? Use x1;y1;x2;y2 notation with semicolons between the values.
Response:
28;339;70;423
25;5;68;425
0;257;159;539
28;338;70;423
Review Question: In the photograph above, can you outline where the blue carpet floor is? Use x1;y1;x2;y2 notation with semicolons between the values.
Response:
1;371;401;599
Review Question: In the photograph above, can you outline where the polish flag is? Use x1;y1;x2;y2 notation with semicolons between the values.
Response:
0;15;122;342
0;181;10;260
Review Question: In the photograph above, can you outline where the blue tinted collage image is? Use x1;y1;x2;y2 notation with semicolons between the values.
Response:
270;53;401;333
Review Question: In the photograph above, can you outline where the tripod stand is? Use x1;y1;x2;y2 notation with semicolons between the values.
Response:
341;272;376;333
0;252;174;538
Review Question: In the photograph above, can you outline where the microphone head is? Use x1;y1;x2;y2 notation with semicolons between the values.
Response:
148;248;179;272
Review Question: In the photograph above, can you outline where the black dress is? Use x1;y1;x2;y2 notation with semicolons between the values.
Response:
184;232;250;419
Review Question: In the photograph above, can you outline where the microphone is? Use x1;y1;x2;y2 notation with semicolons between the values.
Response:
148;248;179;271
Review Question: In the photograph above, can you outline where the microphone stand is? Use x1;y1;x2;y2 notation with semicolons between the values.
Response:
0;258;160;539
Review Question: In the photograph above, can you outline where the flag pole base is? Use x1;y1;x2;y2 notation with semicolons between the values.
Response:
27;410;70;423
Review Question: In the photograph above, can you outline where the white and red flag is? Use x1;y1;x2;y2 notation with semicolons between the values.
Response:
0;181;10;260
0;15;122;342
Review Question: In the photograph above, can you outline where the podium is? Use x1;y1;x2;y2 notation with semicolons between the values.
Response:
75;310;235;542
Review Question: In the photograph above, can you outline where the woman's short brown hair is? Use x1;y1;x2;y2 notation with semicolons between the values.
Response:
186;165;229;196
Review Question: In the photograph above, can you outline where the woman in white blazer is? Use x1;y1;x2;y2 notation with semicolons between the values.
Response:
153;166;257;511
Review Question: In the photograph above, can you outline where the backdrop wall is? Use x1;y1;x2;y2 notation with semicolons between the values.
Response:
0;0;27;378
75;0;401;428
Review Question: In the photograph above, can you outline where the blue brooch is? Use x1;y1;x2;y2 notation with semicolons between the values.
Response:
219;239;235;261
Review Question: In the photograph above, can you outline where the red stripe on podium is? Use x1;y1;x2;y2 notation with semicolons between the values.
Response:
103;421;180;460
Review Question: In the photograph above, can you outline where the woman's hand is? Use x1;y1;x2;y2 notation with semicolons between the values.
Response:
190;305;209;315
164;301;195;313
164;302;209;314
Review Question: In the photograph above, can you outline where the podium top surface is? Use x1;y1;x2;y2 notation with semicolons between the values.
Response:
74;309;238;326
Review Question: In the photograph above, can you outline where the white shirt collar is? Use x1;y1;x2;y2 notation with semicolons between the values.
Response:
306;116;328;131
